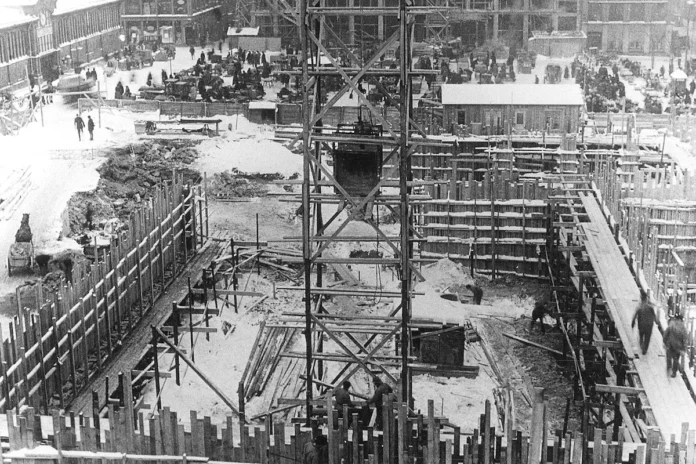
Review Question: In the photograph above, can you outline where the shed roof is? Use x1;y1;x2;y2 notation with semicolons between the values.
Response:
441;83;584;106
227;26;260;36
248;101;277;110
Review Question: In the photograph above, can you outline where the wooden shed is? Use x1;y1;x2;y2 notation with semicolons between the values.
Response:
528;30;587;58
227;27;282;52
441;84;584;135
248;101;277;124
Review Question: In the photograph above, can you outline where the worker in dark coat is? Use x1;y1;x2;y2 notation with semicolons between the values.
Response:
74;114;85;141
334;380;357;424
466;284;483;305
631;291;656;355
115;80;124;99
303;435;327;464
87;115;95;141
531;300;551;334
335;381;354;409
663;314;688;378
367;377;392;429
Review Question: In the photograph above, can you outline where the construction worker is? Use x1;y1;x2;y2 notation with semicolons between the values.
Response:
302;434;328;464
367;377;392;429
531;300;551;334
466;284;483;305
664;314;688;378
334;381;354;412
631;290;656;355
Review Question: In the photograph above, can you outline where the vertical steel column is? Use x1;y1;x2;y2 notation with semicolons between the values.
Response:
300;0;314;424
399;0;411;406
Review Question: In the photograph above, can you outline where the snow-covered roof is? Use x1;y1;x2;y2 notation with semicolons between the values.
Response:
227;26;259;36
530;30;586;39
248;101;276;110
441;83;584;106
53;0;121;15
0;6;36;29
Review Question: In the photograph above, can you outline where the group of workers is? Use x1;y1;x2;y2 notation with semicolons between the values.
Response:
465;281;688;379
632;290;688;377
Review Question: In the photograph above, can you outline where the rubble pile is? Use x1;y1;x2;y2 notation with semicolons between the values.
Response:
97;140;200;206
65;140;202;241
67;192;115;236
209;169;283;198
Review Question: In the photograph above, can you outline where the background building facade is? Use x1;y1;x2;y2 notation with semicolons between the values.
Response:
1;0;122;93
584;0;673;55
121;0;229;45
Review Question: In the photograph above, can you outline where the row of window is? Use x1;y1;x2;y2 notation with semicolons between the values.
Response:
587;3;667;22
53;4;120;46
456;109;563;130
0;27;32;63
124;0;220;16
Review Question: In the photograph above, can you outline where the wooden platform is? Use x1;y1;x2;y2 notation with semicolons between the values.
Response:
579;192;696;442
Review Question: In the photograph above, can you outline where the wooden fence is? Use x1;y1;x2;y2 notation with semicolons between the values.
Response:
78;99;245;119
77;99;401;128
1;397;694;464
0;174;208;415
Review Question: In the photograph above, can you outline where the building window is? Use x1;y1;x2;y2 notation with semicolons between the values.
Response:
515;111;525;126
159;0;173;14
629;3;644;21
558;17;576;30
588;7;601;21
457;110;466;125
650;4;666;21
608;4;624;21
125;0;141;14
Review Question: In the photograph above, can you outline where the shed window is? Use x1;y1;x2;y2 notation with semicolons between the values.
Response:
515;111;525;126
457;110;466;125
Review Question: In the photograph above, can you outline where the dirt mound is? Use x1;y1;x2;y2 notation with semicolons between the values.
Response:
67;192;115;235
98;140;200;203
209;169;269;198
65;139;203;242
421;258;475;291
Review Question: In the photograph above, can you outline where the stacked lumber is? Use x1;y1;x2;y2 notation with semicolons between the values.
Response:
239;324;297;401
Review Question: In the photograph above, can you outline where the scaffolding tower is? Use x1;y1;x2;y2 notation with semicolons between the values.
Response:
295;0;443;419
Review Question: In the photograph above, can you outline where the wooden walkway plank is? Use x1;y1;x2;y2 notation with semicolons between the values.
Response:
579;193;696;442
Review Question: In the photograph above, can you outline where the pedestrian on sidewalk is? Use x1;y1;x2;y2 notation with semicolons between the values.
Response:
74;114;85;141
189;45;195;60
664;314;688;378
632;290;656;355
87;115;95;141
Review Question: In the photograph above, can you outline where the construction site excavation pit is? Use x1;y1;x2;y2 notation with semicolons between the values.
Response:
0;116;587;447
109;177;583;437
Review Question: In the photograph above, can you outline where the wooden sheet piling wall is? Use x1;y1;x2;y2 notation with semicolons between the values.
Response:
2;403;695;464
2;176;207;415
417;169;552;277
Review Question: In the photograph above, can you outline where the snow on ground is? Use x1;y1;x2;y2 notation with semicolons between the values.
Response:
195;116;302;178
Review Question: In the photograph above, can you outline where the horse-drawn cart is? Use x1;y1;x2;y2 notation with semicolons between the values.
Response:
7;213;33;276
